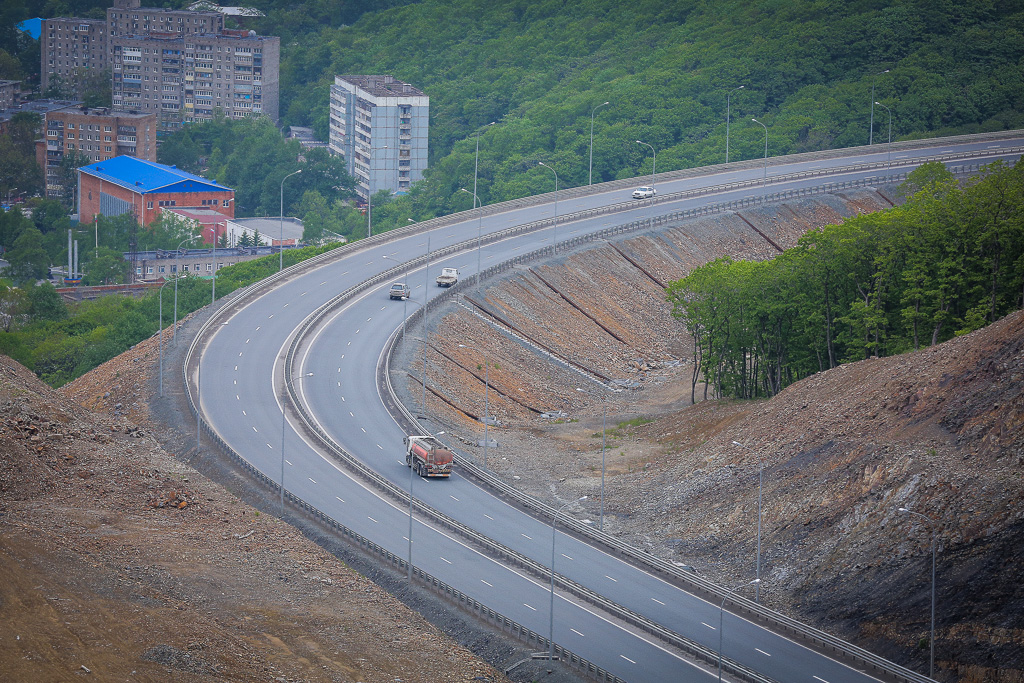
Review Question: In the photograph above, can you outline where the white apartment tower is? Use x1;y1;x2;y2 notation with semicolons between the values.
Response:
329;75;429;199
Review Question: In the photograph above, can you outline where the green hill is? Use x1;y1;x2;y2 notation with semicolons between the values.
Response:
260;0;1024;215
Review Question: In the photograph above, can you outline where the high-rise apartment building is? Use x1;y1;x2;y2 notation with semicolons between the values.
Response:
40;0;278;131
329;75;429;198
40;18;108;92
36;106;157;198
110;29;279;131
106;0;224;43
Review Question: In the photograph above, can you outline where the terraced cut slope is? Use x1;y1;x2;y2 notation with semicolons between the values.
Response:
394;189;1024;681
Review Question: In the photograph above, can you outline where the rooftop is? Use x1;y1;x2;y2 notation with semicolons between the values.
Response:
79;156;233;194
336;75;426;98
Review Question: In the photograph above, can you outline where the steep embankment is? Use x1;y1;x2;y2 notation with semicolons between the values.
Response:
397;187;1023;681
0;341;506;683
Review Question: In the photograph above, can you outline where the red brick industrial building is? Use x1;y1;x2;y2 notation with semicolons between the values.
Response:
77;156;233;226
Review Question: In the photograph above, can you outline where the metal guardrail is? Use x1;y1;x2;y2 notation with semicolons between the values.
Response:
181;145;1012;682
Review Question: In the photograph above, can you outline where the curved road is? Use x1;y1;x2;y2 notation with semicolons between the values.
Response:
196;134;1023;682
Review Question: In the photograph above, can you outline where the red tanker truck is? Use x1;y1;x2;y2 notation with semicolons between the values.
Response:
404;435;453;478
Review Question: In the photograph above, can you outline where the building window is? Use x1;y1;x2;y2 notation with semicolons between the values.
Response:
147;201;153;209
159;266;165;273
182;265;188;271
206;263;212;272
146;266;153;274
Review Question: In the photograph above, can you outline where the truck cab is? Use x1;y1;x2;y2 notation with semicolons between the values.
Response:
436;267;459;287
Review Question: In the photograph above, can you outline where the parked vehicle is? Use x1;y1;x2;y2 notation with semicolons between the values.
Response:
632;186;656;199
436;267;459;287
389;282;411;300
404;435;453;478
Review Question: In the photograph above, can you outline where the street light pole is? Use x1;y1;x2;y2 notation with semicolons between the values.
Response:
280;169;302;272
471;123;493;283
751;119;768;197
589;101;610;185
459;344;491;469
718;579;761;681
407;428;443;581
158;278;169;397
870;69;890;145
367;145;388;239
635;140;656;190
899;506;938;679
725;85;744;164
460;188;485;287
875;101;893;168
578;387;620;532
280;371;313;516
550;496;587;662
172;236;194;346
733;440;764;602
538;162;558;248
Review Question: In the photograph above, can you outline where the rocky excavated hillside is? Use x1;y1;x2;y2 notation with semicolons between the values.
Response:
394;188;1024;682
0;341;509;682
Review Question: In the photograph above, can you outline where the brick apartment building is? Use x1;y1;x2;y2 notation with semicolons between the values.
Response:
40;18;108;92
41;0;279;131
36;106;157;199
78;155;234;226
111;28;279;130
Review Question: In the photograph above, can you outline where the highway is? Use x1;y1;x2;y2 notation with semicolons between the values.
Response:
192;133;1023;682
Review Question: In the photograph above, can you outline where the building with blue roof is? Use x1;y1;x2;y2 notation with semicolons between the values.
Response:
78;156;234;228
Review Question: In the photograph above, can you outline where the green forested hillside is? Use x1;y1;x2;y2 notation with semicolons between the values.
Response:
666;161;1024;401
255;0;1024;223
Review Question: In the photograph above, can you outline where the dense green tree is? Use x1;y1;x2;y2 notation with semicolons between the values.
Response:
0;279;28;332
26;281;67;323
668;159;1024;401
83;246;127;285
4;225;50;283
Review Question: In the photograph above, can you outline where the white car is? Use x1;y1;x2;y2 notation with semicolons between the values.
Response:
632;186;656;199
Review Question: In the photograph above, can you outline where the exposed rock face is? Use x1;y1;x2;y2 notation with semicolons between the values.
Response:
398;189;1023;681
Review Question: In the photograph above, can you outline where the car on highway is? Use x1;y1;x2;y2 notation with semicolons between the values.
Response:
632;186;656;199
389;282;411;300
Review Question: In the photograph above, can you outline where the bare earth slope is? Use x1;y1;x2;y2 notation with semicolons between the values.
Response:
397;191;1023;681
0;345;505;682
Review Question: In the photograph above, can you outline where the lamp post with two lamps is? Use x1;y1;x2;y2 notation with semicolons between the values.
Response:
537;162;558;248
279;371;314;516
549;495;587;663
733;440;764;602
459;343;492;469
280;169;302;272
718;578;761;681
898;505;938;679
589;101;610;185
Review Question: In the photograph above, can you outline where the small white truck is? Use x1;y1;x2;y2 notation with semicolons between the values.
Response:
436;267;459;287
